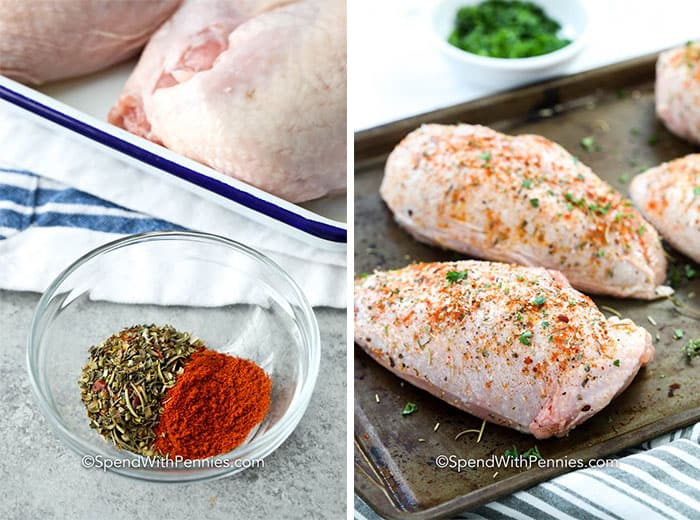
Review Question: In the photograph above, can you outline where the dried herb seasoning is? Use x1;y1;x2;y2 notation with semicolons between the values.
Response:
78;324;203;456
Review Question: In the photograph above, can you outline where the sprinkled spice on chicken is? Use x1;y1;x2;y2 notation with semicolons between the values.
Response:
630;154;700;263
656;41;700;145
381;124;667;299
354;261;654;439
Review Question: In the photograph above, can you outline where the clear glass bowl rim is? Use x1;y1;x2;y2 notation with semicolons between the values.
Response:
26;230;321;482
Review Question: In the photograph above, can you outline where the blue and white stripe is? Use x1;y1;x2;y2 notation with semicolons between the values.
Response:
0;167;183;239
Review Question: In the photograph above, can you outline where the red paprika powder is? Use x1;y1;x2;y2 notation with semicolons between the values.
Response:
154;350;272;459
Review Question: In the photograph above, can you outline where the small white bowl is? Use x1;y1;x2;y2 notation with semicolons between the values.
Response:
431;0;591;84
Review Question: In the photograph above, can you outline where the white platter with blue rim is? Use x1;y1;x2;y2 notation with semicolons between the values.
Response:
0;62;346;251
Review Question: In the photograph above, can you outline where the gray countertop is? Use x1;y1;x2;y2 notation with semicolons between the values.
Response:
0;290;346;519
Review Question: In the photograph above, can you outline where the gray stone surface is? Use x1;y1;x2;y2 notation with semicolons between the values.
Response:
0;290;346;519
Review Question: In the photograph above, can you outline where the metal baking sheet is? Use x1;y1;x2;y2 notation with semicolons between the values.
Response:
354;54;700;519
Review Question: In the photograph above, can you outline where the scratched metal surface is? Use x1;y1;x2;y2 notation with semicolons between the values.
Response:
354;54;700;519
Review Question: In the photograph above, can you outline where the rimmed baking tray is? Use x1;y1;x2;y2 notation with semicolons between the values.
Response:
354;53;700;518
0;69;346;249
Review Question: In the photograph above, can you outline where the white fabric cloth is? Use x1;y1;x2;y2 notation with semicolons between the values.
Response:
0;103;346;308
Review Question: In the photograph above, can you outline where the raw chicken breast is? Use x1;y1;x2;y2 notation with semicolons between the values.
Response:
109;0;346;202
656;41;700;145
381;124;667;299
630;154;700;263
0;0;180;85
354;261;654;439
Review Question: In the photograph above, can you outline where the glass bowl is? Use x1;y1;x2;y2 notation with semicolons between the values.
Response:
27;231;320;482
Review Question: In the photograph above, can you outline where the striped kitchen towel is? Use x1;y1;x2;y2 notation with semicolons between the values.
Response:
0;165;182;293
0;166;181;239
355;423;700;519
0;102;346;307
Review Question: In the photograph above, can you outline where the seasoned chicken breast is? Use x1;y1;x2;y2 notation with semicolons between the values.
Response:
630;154;700;263
354;261;654;439
656;42;700;145
381;124;667;299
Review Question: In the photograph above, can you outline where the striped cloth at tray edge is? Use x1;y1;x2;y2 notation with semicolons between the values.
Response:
355;423;700;520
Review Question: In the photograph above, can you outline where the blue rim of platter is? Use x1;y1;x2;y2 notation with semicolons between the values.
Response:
0;83;347;244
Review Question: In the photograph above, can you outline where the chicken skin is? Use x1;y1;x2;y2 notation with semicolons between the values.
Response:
630;154;700;263
355;261;654;439
109;0;346;202
381;124;667;299
656;41;700;145
0;0;180;84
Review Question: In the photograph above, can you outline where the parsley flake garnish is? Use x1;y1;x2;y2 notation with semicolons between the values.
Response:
446;270;469;283
402;402;418;416
531;295;546;306
519;331;533;345
683;338;700;360
580;136;597;152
